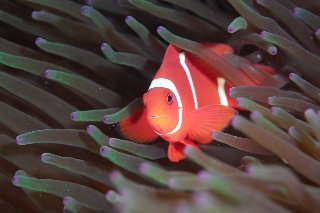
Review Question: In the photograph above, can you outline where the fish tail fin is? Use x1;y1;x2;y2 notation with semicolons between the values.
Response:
254;63;276;75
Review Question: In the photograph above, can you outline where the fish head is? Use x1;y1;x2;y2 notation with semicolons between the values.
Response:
143;87;181;135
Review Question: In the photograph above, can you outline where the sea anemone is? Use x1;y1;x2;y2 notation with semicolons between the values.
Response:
0;0;320;212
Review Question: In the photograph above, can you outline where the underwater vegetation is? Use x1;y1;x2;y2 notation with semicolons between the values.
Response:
0;0;320;212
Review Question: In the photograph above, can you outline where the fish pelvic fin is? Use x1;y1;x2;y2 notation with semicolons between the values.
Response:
167;138;199;162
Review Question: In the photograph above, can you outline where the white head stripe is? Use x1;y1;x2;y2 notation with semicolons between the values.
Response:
148;78;183;135
153;109;182;135
167;108;183;134
179;52;198;109
148;78;182;108
217;77;228;106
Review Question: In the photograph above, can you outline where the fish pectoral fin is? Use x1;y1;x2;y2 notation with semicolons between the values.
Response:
118;108;158;143
188;105;237;144
167;139;199;162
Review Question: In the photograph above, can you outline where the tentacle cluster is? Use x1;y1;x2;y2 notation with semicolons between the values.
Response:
0;0;319;212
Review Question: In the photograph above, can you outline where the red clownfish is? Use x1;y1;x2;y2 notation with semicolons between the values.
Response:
119;44;252;162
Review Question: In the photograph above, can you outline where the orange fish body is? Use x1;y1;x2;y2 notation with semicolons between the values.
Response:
120;44;240;162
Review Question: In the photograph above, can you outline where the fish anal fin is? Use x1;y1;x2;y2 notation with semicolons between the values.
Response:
118;108;158;143
189;105;237;144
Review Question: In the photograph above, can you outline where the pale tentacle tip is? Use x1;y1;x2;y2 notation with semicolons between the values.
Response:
80;6;90;15
35;37;45;45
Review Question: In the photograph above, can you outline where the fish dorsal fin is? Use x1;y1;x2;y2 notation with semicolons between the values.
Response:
167;138;199;162
202;43;234;55
118;108;158;143
188;105;237;144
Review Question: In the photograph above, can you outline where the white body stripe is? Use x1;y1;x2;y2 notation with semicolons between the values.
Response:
179;52;198;109
217;77;228;106
148;78;183;135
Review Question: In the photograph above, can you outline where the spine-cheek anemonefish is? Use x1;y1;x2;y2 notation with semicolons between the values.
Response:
119;43;274;162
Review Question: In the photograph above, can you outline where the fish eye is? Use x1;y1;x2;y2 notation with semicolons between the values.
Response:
167;93;173;105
